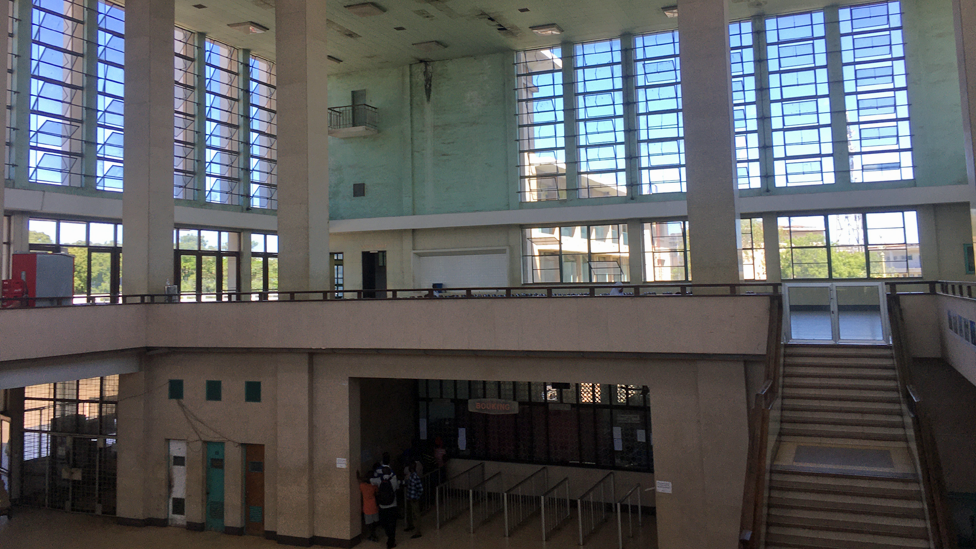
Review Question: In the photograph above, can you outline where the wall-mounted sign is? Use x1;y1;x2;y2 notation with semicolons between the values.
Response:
468;399;519;415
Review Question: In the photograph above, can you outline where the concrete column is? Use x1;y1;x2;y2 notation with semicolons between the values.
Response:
953;0;976;243
193;34;207;204
648;360;749;549
627;219;645;283
224;444;244;534
313;362;361;544
561;44;577;201
239;49;251;210
0;0;7;227
8;213;28;254
753;16;775;194
122;0;175;295
761;212;782;283
11;0;30;189
81;0;98;191
239;230;253;294
679;0;742;285
916;205;941;280
622;34;639;200
276;0;331;292
276;355;313;542
116;371;149;522
825;7;851;189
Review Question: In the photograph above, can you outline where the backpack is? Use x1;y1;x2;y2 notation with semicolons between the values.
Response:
376;467;396;506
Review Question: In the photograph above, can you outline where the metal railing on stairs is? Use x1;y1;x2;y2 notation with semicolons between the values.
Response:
615;483;642;549
541;477;571;541
468;472;504;533
577;472;615;545
504;466;548;537
889;294;957;548
739;294;784;549
436;462;484;529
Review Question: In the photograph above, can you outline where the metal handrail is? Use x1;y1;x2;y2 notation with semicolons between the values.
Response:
541;477;571;541
615;483;642;549
504;466;547;537
435;462;484;529
888;294;957;548
577;472;615;546
468;472;504;533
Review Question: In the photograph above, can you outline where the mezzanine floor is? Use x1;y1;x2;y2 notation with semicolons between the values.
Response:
0;505;657;549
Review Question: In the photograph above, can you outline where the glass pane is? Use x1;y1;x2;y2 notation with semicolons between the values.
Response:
788;285;832;340
267;257;278;290
200;231;219;251
201;256;217;298
59;222;87;245
836;285;884;341
178;229;198;250
179;255;197;296
267;235;278;253
28;219;57;244
63;247;87;296
89;223;115;246
222;256;237;295
251;257;264;293
90;252;113;296
251;234;264;254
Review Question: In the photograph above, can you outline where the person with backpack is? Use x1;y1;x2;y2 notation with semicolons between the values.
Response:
403;461;423;539
370;452;400;548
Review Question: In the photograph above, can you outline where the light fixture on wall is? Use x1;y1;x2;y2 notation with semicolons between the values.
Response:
227;21;269;34
662;5;678;18
530;23;563;35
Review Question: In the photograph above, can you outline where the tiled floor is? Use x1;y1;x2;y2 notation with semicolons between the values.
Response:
0;506;657;549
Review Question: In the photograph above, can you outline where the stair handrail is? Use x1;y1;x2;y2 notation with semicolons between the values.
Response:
739;294;784;548
888;294;957;549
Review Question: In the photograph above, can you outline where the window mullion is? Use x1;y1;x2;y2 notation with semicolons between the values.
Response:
621;33;638;199
80;0;97;191
193;32;207;203
239;49;250;210
561;44;578;201
825;6;852;189
824;214;834;278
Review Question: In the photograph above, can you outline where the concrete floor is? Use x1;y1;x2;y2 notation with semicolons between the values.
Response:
0;506;657;549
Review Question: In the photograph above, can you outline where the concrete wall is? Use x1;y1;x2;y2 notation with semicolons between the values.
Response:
360;378;415;470
899;294;942;358
936;294;976;386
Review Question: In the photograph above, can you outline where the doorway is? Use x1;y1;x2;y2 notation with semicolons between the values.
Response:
205;442;225;531
362;251;387;298
783;282;889;343
244;444;265;536
168;440;187;526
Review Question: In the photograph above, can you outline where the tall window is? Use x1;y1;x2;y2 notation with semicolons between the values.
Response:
173;28;197;199
575;39;626;198
766;12;833;187
174;228;240;300
204;40;240;204
250;232;277;298
741;217;766;280
28;218;122;302
635;31;684;194
730;21;760;190
840;1;913;182
29;0;85;187
249;56;277;209
643;221;689;282
333;252;343;297
516;47;564;202
96;1;123;192
522;224;629;284
779;211;919;278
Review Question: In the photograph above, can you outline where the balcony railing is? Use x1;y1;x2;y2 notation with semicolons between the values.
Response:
328;104;378;137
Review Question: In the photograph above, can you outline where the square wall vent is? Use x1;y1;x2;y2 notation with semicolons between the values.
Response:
353;183;366;197
228;21;269;34
345;2;385;16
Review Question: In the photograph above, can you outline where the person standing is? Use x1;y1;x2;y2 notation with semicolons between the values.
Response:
357;470;379;541
403;462;423;539
371;452;400;548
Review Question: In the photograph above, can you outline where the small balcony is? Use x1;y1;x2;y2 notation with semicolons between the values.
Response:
328;104;378;138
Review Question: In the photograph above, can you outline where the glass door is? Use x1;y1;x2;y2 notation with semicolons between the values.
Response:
784;282;889;344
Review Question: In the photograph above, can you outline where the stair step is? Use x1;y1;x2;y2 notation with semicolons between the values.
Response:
786;345;893;359
765;525;930;548
780;423;907;442
768;489;926;519
767;508;929;539
784;366;898;380
781;410;905;428
782;388;901;403
784;378;900;391
783;398;903;415
784;356;895;368
770;471;922;500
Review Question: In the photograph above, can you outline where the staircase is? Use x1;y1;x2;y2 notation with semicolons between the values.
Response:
764;344;933;549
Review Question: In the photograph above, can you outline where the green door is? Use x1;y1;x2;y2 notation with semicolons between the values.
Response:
205;442;225;531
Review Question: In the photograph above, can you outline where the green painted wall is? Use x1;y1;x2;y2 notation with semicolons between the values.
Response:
903;0;968;187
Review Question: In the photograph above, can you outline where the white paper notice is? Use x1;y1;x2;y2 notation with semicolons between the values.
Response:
613;438;623;451
458;428;467;451
656;480;672;494
336;458;347;469
612;426;622;439
636;429;646;443
419;419;427;440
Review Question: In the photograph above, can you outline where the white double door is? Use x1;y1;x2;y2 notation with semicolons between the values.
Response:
784;282;889;344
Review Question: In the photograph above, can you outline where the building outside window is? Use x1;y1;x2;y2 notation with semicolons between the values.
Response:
575;39;626;198
515;47;565;202
635;30;684;194
741;217;766;280
28;218;123;303
779;210;919;279
333;252;343;297
204;39;241;204
643;221;689;282
174;228;240;301
174;27;197;199
522;224;629;284
730;21;760;190
250;233;278;299
95;1;124;192
249;55;277;209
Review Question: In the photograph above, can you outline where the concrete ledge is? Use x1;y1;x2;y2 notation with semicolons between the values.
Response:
186;522;205;532
313;535;361;547
276;534;313;546
116;517;146;527
224;526;244;535
146;517;168;527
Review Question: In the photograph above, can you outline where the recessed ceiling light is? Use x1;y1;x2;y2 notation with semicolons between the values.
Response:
662;5;678;18
530;23;563;36
394;26;406;31
345;2;386;17
518;7;530;12
328;55;343;65
412;40;447;52
192;3;206;7
227;21;269;34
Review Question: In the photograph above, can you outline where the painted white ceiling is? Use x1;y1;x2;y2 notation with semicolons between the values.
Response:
170;0;879;73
